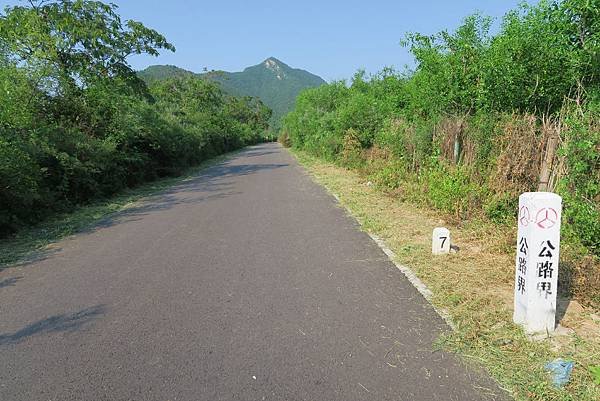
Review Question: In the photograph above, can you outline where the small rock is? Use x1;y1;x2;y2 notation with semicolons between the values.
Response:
565;300;585;315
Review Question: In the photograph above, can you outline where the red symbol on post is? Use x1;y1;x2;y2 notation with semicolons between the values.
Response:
519;206;530;227
535;208;558;229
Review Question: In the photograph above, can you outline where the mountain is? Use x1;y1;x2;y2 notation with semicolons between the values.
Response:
137;65;195;82
207;58;326;127
138;58;326;128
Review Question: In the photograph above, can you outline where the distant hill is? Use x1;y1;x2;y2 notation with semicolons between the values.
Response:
137;65;195;82
138;58;326;128
206;58;326;128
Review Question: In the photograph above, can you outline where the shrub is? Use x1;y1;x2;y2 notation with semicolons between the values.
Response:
340;129;363;168
278;131;291;147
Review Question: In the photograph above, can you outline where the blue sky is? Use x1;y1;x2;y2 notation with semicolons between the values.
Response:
0;0;533;81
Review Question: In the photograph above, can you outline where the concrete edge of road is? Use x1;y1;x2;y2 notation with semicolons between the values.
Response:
367;233;456;331
316;183;457;331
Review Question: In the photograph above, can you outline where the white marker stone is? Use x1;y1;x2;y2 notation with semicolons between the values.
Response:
432;227;450;255
513;192;562;334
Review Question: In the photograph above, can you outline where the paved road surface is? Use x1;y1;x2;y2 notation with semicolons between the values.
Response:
0;143;508;401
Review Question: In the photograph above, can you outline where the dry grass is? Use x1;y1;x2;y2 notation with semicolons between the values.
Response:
340;128;363;166
490;114;542;197
488;114;565;196
435;117;468;164
293;149;600;401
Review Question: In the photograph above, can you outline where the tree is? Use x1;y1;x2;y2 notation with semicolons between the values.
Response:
0;0;175;96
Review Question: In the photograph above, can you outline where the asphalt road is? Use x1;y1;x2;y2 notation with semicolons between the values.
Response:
0;143;508;401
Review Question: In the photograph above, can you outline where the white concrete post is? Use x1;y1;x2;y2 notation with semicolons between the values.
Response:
513;192;562;334
432;227;450;255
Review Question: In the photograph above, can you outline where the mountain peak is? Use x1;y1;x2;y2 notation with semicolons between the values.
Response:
263;57;287;80
263;57;286;65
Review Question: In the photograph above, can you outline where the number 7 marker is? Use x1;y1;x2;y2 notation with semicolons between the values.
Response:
432;227;451;255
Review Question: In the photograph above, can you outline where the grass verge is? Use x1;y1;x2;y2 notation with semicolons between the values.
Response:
0;150;240;269
292;149;600;401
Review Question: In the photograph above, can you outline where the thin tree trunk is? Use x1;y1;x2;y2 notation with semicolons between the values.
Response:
538;134;559;192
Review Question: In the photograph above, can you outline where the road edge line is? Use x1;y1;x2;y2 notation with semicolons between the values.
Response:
366;232;456;331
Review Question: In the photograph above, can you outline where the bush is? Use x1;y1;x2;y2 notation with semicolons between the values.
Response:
340;129;363;168
278;131;292;147
0;136;41;233
558;108;600;254
368;159;406;191
424;164;481;219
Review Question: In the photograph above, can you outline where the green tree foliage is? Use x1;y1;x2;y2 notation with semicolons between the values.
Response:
137;65;195;83
402;14;491;116
0;1;271;235
0;0;173;96
283;0;599;257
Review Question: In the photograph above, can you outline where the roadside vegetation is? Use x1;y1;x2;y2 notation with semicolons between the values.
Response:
281;0;599;306
0;0;272;237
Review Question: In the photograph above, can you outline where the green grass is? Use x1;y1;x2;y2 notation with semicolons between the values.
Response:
0;150;239;269
590;366;600;385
